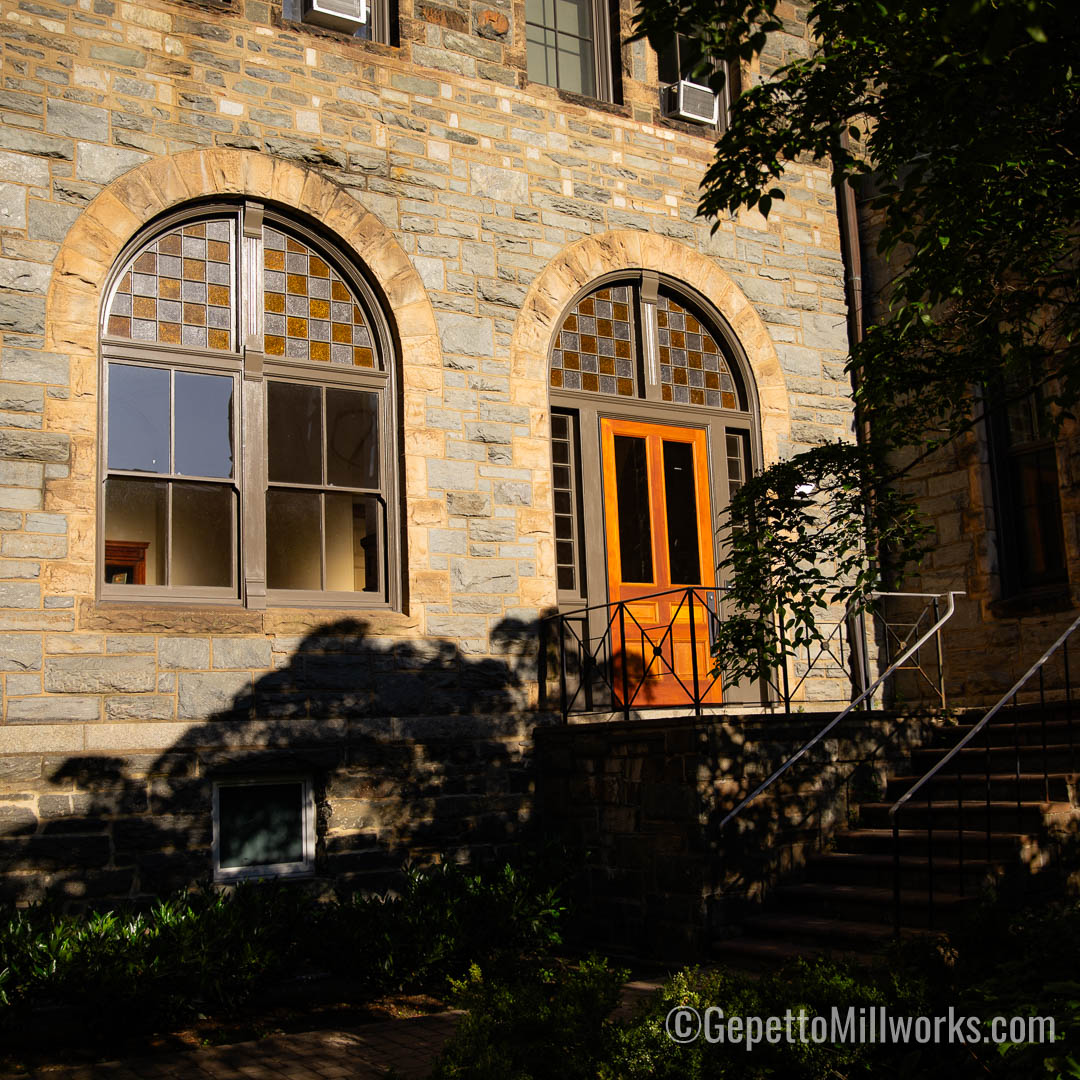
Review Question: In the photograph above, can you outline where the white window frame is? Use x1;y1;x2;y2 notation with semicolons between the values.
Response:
212;777;316;882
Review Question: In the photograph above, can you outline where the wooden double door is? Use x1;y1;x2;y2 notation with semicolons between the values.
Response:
599;416;722;705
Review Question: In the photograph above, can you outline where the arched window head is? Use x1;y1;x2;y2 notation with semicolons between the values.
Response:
99;203;399;609
547;273;757;608
549;276;748;412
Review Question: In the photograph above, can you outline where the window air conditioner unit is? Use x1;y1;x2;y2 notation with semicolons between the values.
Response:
302;0;368;33
664;80;719;125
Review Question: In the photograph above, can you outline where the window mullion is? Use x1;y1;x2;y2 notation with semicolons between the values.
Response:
241;204;267;609
639;272;663;402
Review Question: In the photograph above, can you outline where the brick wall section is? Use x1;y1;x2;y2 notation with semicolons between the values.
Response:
857;190;1080;707
534;711;934;959
0;0;855;899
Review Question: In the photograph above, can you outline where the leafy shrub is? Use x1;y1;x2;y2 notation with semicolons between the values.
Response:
0;855;569;1045
432;905;1080;1080
431;955;627;1080
324;860;566;992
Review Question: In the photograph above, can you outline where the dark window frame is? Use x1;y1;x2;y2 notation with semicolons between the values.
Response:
98;201;401;611
987;382;1069;599
548;272;760;609
525;0;617;103
656;32;738;133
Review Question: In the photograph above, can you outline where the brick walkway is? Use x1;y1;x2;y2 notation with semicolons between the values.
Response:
15;1012;462;1080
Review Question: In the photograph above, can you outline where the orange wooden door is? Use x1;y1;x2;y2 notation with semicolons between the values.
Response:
600;417;721;706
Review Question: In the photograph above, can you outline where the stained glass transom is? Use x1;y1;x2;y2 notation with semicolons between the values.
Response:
263;228;377;368
550;285;635;397
106;220;234;350
657;292;738;409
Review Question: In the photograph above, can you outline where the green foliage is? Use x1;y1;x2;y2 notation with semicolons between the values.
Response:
714;442;930;687
431;955;627;1080
0;857;568;1046
328;860;567;991
432;906;1080;1079
630;0;1080;672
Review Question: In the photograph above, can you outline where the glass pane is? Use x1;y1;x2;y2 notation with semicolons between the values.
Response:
107;364;170;473
663;440;702;585
657;291;740;409
613;435;653;583
1011;446;1066;587
103;477;166;586
326;388;379;489
171;482;234;588
263;227;376;368
218;783;304;869
266;490;321;590
325;494;380;592
268;382;322;485
554;0;591;37
105;219;233;351
556;34;592;95
527;33;557;87
551;286;635;397
175;372;234;479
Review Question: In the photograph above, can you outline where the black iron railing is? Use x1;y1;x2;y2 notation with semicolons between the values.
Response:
889;612;1080;932
716;592;962;830
539;588;955;722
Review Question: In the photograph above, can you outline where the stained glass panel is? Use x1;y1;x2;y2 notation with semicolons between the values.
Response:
263;227;377;369
106;220;234;351
550;284;635;397
657;291;739;409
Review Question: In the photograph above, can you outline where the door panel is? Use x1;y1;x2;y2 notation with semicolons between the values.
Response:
600;417;721;706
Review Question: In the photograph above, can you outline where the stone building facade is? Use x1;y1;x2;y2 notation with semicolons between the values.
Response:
0;0;859;903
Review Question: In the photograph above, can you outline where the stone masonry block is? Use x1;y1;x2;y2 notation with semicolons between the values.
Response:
212;637;273;670
177;671;253;719
428;458;476;490
158;637;211;670
45;655;156;693
450;557;516;593
6;696;100;722
0;633;42;672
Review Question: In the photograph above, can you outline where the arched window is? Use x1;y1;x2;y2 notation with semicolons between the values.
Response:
548;273;757;606
99;203;399;608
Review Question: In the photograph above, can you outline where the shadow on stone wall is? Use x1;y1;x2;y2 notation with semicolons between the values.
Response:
534;712;939;959
1;617;548;906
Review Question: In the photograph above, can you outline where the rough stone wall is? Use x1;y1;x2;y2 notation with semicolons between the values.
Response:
534;711;932;959
0;0;856;900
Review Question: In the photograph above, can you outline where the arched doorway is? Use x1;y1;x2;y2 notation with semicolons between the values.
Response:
548;272;762;708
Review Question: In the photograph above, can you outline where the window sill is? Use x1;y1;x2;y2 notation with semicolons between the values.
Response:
77;597;419;636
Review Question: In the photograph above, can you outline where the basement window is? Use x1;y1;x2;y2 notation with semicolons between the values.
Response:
213;778;315;880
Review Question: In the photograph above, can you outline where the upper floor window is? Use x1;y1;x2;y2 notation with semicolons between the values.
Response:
525;0;615;101
657;33;736;130
100;204;399;609
290;0;395;45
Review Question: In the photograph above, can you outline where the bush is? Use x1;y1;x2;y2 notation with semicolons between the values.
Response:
432;904;1080;1080
0;855;569;1045
431;956;627;1080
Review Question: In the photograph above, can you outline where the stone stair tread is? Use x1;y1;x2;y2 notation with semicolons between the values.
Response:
774;882;970;907
808;851;997;870
890;771;1076;781
740;912;913;942
842;827;1030;841
711;937;880;968
860;799;1072;812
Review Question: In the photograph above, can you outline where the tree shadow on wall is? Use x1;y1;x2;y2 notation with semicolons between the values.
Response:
0;617;548;907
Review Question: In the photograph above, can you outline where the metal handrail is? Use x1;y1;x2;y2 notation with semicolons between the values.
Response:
888;611;1080;931
717;591;963;831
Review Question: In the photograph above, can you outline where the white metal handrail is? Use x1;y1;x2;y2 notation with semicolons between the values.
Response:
718;591;964;831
